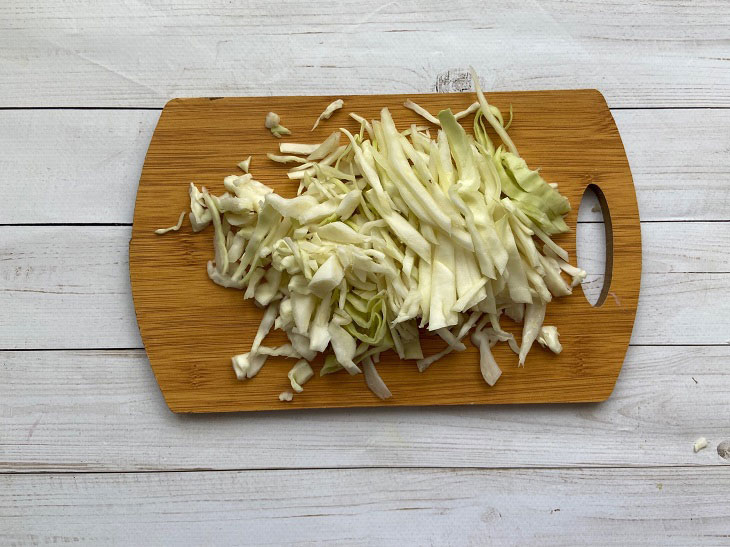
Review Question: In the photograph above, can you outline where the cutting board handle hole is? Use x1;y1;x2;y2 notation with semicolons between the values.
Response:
576;184;614;307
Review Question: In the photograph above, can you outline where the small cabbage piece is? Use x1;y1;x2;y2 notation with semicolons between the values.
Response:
538;254;572;297
229;302;280;381
309;293;333;352
202;191;229;275
279;391;294;402
320;355;344;376
188;183;212;232
222;174;272;212
265;194;319;221
267;153;310;164
291;292;317;334
487;313;520;355
518;301;546;367
544;245;587;287
312;99;344;130
278;298;293;329
231;352;267;381
343;292;389;346
471;329;502;386
207;261;245;289
251;302;279;355
537;325;562;354
435;328;466;352
279;142;319;155
258;344;302;358
404;99;440;125
362;357;392;400
455;102;480;120
428;232;458;330
349;112;374;139
227;232;247;262
288;360;314;392
287;331;317;361
328;321;361;374
307;132;341;161
693;437;708;453
265;112;291;138
417;311;482;372
404;100;480;126
238;156;252;173
154;211;186;235
469;66;518;156
309;255;345;298
317;222;367;244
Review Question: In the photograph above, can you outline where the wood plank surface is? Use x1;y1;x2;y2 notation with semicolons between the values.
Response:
0;110;157;225
4;223;730;350
611;109;730;222
129;90;640;411
5;108;729;224
2;468;729;546
2;1;729;541
0;226;141;349
2;346;728;473
1;0;729;108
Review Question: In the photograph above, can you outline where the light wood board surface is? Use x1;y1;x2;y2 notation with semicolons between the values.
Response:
2;346;728;472
3;468;729;546
2;0;728;108
129;90;640;412
2;0;729;544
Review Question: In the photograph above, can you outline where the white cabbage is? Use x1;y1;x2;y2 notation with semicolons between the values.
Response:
172;71;584;399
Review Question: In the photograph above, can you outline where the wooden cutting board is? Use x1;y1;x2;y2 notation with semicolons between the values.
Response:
129;90;641;413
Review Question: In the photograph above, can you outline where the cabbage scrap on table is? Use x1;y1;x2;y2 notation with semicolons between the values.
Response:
164;71;585;401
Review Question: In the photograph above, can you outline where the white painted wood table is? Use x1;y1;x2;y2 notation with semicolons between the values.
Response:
1;1;729;545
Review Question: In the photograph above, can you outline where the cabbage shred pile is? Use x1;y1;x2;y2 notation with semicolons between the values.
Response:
177;83;585;400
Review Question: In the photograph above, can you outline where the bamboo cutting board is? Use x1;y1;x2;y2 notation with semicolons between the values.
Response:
129;90;641;413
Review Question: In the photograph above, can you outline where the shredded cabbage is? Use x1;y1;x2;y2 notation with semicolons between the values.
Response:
288;360;314;392
471;329;502;386
312;99;344;131
154;211;186;235
362;357;392;400
238;156;251;173
265;112;291;138
171;71;585;400
537;325;562;354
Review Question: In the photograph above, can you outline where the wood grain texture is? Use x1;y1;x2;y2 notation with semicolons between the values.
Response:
0;226;141;349
6;108;729;224
129;90;641;412
2;346;728;473
0;110;157;224
612;109;730;222
1;0;729;108
3;467;729;546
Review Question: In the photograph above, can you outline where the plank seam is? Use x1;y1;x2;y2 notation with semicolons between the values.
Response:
1;463;727;477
